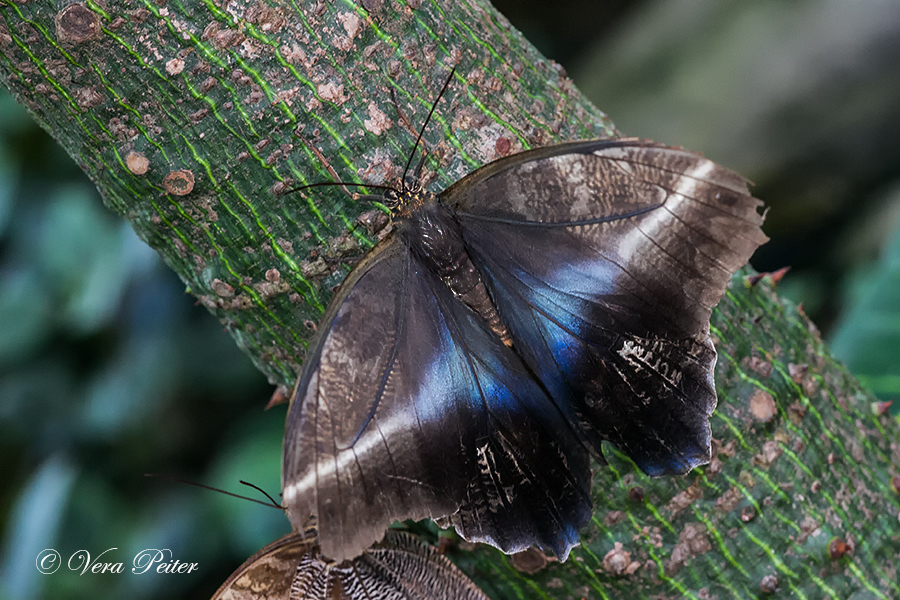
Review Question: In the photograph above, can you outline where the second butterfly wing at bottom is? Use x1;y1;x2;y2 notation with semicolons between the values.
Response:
211;530;488;600
282;236;592;563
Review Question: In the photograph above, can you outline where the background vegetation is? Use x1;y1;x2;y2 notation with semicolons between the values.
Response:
1;1;898;599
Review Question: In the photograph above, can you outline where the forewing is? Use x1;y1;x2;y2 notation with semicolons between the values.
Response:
282;235;591;562
446;139;767;475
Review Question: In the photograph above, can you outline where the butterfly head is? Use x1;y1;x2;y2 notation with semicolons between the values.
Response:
341;179;432;222
291;68;454;224
386;177;433;219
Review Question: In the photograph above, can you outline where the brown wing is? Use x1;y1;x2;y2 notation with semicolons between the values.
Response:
211;532;314;600
210;530;488;600
282;234;591;563
443;139;767;475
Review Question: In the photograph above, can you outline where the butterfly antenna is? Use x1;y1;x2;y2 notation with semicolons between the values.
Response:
285;181;394;196
144;473;284;509
239;480;285;509
402;66;457;186
412;152;429;182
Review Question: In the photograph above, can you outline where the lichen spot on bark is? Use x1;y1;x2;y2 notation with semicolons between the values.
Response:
828;537;851;560
495;136;511;156
364;102;391;135
166;58;185;76
750;389;777;423
317;82;346;105
760;574;778;593
602;542;641;576
126;152;150;175
510;547;549;574
212;279;234;298
56;4;101;44
164;169;195;196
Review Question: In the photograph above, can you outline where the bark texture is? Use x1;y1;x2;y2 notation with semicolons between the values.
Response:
1;0;898;598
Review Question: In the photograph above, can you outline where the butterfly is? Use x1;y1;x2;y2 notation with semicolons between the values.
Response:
211;527;487;600
281;70;768;563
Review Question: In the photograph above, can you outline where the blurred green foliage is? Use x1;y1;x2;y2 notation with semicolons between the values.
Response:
831;190;900;417
0;89;287;599
570;0;900;415
2;1;899;599
572;1;900;334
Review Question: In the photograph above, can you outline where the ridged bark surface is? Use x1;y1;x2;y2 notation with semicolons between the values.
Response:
2;0;898;598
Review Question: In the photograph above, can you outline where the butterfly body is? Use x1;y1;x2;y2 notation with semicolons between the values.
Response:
392;184;513;345
283;138;767;563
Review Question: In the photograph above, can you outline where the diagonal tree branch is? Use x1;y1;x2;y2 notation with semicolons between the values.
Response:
0;0;613;385
2;0;898;598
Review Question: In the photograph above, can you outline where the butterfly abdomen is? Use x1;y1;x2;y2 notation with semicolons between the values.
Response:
400;200;512;346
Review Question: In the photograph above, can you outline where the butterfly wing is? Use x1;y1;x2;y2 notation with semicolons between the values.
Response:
211;532;314;600
282;234;591;563
342;531;489;600
443;139;767;476
211;530;488;600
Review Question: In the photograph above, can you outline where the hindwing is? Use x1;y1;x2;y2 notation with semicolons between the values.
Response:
445;139;767;475
211;529;488;600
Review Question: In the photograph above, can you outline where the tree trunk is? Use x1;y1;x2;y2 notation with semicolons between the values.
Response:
1;1;897;598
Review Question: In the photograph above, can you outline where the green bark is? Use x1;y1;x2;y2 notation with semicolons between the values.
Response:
1;0;898;599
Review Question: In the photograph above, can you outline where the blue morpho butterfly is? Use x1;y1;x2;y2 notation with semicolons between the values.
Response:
282;69;768;563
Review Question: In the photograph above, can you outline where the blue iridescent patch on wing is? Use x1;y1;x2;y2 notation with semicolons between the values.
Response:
460;218;718;477
400;262;592;559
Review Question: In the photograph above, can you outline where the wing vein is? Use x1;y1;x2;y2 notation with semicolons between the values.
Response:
341;252;412;450
456;202;662;228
